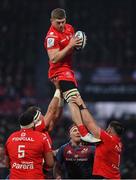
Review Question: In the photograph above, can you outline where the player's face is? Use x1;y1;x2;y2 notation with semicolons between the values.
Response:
51;18;66;32
70;126;81;143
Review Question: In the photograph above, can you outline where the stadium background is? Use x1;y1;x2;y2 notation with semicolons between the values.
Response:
0;0;136;178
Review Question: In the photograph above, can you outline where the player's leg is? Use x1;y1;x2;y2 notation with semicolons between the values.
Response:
60;80;101;143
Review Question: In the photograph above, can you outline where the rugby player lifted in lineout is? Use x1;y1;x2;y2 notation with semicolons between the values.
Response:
44;8;101;143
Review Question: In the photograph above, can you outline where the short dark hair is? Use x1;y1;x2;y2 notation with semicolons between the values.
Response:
19;106;41;126
51;8;66;19
109;121;124;136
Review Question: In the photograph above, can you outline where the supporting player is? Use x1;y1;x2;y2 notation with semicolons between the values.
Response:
5;108;54;179
71;95;124;179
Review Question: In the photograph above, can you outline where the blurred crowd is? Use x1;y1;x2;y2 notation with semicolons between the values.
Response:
67;0;135;67
0;0;136;179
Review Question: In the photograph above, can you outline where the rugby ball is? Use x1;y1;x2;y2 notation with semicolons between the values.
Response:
74;31;87;50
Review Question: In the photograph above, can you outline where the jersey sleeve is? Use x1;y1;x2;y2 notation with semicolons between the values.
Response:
44;34;60;50
35;119;46;132
56;145;65;164
100;129;113;144
43;134;52;153
44;131;52;146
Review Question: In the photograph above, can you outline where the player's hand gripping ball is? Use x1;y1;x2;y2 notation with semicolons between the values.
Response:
74;31;87;50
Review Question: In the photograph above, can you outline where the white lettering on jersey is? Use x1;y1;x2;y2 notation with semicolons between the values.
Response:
60;38;66;42
12;137;34;142
47;38;55;48
12;162;34;169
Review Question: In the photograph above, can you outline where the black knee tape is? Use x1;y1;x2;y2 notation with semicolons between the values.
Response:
59;80;77;92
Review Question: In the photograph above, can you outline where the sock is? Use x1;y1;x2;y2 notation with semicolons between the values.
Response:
78;124;88;137
63;88;79;103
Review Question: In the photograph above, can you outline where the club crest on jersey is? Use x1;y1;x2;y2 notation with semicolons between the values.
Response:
47;38;54;48
67;150;72;155
21;132;26;137
49;32;54;35
81;148;88;154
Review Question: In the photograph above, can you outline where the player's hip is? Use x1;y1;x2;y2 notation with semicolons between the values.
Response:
49;70;78;86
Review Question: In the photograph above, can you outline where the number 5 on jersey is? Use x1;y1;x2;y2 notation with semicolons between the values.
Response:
18;145;25;158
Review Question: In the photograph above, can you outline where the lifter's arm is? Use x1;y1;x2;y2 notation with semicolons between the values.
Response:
71;95;101;138
44;89;63;132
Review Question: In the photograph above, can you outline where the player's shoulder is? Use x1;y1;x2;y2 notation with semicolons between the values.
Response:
65;23;74;31
9;130;20;137
6;130;20;142
34;131;50;141
46;26;59;39
65;23;73;28
33;130;44;136
58;142;69;152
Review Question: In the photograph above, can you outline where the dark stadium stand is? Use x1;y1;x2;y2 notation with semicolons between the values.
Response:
0;0;136;178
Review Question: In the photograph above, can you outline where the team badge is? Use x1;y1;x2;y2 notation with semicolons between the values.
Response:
21;132;26;137
67;150;72;155
47;38;55;48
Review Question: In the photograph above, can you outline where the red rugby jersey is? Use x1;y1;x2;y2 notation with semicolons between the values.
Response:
35;117;52;146
93;130;122;179
5;129;52;179
44;24;75;79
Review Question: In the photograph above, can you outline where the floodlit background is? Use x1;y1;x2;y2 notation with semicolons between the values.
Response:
0;0;136;178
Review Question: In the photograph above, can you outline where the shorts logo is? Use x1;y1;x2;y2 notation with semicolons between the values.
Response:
65;71;72;78
47;38;54;48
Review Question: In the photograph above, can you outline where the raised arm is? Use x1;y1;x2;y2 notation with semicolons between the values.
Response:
71;95;101;139
44;89;63;132
47;36;82;63
44;78;64;132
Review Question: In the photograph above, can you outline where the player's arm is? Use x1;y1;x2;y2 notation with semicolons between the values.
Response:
45;94;63;132
43;135;55;168
71;95;101;139
53;161;63;180
44;91;60;131
44;80;63;131
44;151;54;168
47;36;82;63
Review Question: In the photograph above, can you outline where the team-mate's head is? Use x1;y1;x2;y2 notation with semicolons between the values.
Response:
69;124;81;144
19;106;43;129
106;121;124;137
50;8;66;32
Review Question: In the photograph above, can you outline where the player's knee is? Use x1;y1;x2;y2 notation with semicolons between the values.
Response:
63;88;80;103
